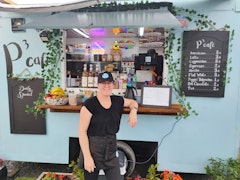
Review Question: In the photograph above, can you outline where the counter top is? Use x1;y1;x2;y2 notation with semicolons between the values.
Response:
38;103;187;115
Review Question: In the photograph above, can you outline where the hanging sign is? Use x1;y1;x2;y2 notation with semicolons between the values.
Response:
181;31;229;97
8;78;46;134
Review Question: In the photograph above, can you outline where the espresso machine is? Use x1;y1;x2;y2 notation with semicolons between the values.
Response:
134;49;164;88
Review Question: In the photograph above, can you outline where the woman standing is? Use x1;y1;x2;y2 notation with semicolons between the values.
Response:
78;71;138;180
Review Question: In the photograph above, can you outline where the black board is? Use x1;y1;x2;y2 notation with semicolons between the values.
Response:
7;78;46;134
181;31;229;97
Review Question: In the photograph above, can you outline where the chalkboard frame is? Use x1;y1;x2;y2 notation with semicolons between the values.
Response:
181;31;229;97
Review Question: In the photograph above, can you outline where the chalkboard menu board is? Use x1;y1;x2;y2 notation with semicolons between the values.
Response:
181;31;229;97
8;78;46;134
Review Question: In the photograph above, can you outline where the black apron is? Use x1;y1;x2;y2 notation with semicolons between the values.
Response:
78;135;119;170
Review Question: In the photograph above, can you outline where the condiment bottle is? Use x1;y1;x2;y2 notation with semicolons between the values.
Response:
81;64;88;87
93;64;99;88
87;64;94;88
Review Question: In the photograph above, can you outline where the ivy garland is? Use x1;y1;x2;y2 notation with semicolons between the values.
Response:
25;29;63;117
42;29;63;92
24;2;234;119
164;6;234;119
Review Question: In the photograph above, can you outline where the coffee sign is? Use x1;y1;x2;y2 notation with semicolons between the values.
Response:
181;31;229;97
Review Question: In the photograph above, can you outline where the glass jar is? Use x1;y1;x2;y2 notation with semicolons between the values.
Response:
68;94;78;106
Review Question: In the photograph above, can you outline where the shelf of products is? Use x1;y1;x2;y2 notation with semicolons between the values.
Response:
38;103;187;115
139;42;164;48
139;30;165;48
66;61;122;87
117;32;137;38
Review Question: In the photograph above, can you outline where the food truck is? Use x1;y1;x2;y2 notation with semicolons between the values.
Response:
1;0;240;179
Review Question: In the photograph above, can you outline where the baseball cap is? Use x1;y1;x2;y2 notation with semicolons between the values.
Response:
98;72;114;83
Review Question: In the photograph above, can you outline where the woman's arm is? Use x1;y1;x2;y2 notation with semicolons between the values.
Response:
124;98;138;128
78;106;96;173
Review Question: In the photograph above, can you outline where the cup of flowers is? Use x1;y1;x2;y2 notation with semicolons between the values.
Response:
44;87;68;106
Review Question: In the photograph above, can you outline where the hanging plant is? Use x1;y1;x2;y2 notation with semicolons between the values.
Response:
42;29;63;92
23;4;234;121
25;29;63;117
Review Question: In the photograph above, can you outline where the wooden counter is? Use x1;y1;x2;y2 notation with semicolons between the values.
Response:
38;103;187;115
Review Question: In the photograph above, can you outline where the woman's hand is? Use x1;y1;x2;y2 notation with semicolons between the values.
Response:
124;98;138;128
128;109;138;128
84;155;96;173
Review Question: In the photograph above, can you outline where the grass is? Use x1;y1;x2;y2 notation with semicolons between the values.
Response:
15;177;36;180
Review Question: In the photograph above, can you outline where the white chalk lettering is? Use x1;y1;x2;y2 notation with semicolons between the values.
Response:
17;85;33;99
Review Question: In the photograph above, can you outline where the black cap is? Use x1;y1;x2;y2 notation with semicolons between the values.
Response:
98;72;114;83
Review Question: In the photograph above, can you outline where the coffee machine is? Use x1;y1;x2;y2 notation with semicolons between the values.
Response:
134;49;164;88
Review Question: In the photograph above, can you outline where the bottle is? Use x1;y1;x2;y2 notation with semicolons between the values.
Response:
76;75;80;87
127;72;133;87
93;64;99;88
87;64;94;88
85;46;90;61
132;72;137;88
67;71;71;87
81;64;88;88
76;70;81;87
71;75;76;87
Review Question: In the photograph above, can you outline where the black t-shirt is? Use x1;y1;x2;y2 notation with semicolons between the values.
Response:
83;95;124;136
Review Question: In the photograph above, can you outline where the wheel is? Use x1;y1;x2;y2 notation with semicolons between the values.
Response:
117;140;136;177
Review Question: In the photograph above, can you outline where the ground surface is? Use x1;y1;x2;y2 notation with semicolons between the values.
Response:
5;161;210;180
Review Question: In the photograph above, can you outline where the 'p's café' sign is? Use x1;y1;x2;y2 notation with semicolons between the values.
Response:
181;31;229;97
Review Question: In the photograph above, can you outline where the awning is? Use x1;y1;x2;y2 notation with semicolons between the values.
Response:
0;0;105;13
21;7;182;29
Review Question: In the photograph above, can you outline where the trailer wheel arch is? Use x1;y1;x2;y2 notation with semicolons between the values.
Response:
117;140;136;177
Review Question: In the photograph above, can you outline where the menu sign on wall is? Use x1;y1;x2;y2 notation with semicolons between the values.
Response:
181;31;229;97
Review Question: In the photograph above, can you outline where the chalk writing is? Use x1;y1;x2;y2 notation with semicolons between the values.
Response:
17;85;33;99
181;31;229;97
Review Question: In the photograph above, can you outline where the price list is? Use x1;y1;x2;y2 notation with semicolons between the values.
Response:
181;31;229;97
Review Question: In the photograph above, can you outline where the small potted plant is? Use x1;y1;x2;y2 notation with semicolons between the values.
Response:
145;164;161;180
69;159;84;180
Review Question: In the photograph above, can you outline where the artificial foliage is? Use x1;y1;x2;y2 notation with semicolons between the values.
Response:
25;29;63;117
42;29;63;92
163;6;234;119
72;1;175;13
24;2;234;120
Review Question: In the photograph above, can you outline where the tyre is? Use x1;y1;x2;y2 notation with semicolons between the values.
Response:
117;140;136;177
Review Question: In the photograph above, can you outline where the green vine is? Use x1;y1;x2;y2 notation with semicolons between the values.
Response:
23;4;233;121
25;29;63;117
42;29;63;92
72;1;174;13
164;7;234;119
